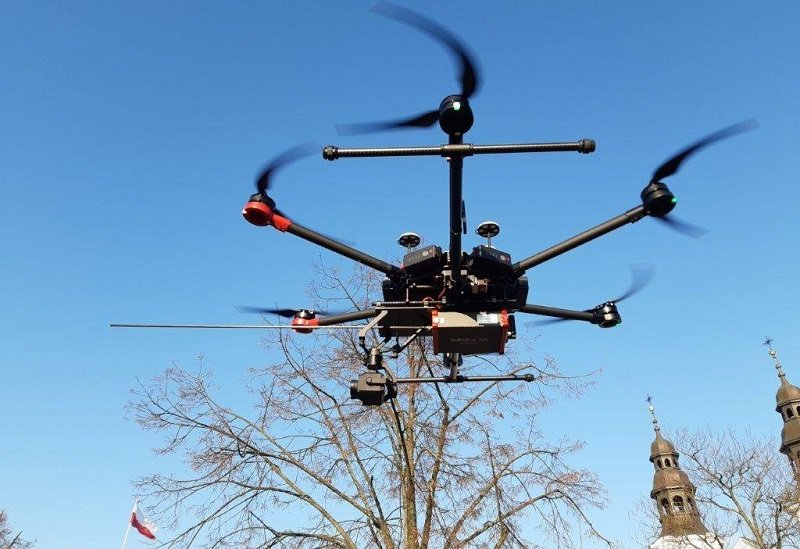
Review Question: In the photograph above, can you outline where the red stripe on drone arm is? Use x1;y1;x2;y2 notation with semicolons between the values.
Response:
271;214;293;232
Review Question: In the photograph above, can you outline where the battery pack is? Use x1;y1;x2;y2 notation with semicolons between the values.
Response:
431;310;509;355
469;245;512;276
402;245;444;275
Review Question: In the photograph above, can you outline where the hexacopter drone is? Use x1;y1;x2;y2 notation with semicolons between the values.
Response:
114;2;754;406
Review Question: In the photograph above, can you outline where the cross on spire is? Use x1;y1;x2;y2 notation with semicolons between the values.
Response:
764;336;786;379
646;393;660;434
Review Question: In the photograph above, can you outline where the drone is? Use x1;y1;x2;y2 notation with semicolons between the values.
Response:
114;2;755;406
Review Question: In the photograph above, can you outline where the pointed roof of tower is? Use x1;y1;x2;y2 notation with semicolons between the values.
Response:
765;337;800;407
648;395;677;460
646;395;709;539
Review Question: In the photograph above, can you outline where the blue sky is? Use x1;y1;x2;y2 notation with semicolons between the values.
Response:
1;1;799;547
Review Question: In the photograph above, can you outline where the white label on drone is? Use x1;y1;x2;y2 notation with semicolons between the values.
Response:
476;313;498;324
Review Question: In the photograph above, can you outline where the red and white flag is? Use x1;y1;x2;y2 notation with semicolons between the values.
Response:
130;502;157;540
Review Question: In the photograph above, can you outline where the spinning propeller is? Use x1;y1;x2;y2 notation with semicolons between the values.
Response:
641;120;758;237
532;264;655;328
337;1;480;136
236;306;336;318
242;142;318;227
236;306;349;335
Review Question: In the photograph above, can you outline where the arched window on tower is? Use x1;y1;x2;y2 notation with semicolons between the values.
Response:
788;407;795;419
795;405;800;416
664;458;672;467
656;459;662;468
661;498;670;515
673;495;685;512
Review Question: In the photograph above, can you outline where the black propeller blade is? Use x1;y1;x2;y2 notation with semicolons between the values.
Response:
243;142;319;227
337;1;480;134
650;120;758;185
608;264;654;303
530;264;654;327
236;306;333;318
653;216;708;239
643;120;758;237
255;142;318;195
247;142;353;243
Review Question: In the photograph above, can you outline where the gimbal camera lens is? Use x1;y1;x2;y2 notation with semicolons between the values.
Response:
350;372;390;406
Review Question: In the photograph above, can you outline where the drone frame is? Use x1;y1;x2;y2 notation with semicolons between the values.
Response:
115;4;754;406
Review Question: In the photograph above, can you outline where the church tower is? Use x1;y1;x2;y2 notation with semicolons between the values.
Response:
765;337;800;477
647;397;709;540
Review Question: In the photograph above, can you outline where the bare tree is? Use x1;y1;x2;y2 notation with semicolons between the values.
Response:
130;264;614;548
637;429;800;549
0;509;33;549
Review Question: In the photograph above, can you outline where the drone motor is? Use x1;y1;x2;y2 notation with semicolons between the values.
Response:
438;94;474;136
242;193;276;227
290;309;319;334
640;182;676;218
594;302;622;328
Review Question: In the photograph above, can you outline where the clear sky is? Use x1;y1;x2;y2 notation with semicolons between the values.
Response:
1;1;799;547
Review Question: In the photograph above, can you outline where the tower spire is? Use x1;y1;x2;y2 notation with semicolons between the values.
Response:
646;395;708;540
764;336;787;380
767;337;800;477
647;394;661;435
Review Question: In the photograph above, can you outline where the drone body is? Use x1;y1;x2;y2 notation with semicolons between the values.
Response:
239;109;751;408
236;0;753;404
117;2;755;406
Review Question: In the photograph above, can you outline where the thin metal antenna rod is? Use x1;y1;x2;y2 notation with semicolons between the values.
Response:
110;323;367;330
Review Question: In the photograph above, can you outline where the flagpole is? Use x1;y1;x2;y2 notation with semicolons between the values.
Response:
121;499;137;549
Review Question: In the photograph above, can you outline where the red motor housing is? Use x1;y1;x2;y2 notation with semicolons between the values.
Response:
291;310;319;334
242;200;274;226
